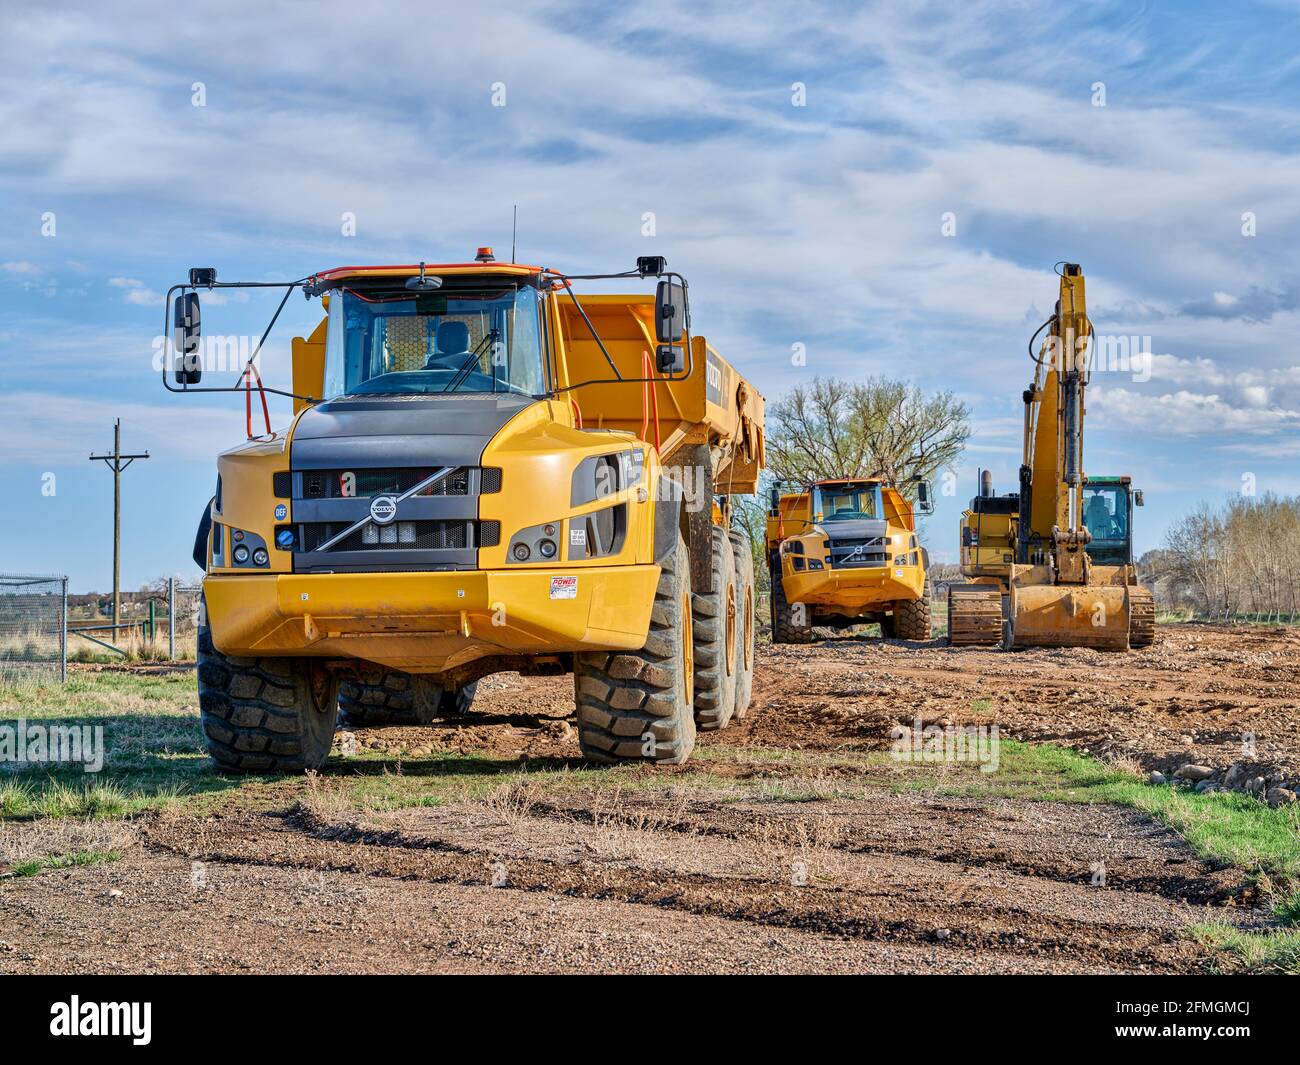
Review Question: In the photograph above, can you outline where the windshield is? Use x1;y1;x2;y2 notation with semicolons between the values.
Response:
814;483;881;521
322;284;545;398
1082;484;1128;542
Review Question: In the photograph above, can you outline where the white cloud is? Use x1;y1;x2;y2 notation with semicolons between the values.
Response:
0;391;260;465
108;276;162;306
1090;386;1300;437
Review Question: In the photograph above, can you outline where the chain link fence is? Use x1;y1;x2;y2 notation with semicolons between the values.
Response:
0;574;67;682
167;581;203;659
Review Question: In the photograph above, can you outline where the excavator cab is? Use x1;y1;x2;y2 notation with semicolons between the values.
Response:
1082;476;1136;568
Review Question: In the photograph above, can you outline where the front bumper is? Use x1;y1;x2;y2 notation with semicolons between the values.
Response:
782;563;924;612
203;565;661;673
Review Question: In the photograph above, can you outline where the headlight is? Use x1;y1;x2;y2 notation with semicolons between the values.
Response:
223;527;270;567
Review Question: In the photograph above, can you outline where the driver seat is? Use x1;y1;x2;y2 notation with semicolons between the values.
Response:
425;320;472;370
1084;495;1112;537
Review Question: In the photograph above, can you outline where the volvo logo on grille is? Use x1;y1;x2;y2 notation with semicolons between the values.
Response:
369;495;398;525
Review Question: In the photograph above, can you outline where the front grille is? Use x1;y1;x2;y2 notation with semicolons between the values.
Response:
295;520;482;552
299;467;473;499
828;536;887;568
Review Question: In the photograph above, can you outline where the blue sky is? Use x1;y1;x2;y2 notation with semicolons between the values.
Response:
3;1;1300;590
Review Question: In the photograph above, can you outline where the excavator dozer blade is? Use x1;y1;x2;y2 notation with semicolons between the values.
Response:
1007;584;1132;650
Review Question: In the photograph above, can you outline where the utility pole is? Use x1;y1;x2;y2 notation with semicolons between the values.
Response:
89;419;149;641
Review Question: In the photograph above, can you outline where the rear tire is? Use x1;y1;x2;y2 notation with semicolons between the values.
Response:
197;627;338;774
729;529;755;720
573;531;696;764
769;556;812;644
694;526;738;732
338;672;477;727
893;596;932;641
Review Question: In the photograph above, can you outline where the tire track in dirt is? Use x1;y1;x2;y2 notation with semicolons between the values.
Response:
135;791;1233;973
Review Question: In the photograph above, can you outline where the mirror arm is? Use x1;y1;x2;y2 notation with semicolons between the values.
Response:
160;279;319;402
555;274;622;381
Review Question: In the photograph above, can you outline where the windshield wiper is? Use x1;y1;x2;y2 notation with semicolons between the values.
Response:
441;328;500;393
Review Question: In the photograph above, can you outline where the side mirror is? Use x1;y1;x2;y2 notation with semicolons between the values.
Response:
654;280;687;343
1134;489;1144;507
916;479;934;514
656;344;684;374
173;291;202;384
769;486;780;517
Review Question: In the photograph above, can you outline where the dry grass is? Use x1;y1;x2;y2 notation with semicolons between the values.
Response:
0;817;135;876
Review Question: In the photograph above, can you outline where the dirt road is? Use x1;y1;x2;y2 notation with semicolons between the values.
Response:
1;623;1293;974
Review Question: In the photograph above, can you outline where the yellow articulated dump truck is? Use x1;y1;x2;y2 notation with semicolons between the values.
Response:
947;263;1154;650
163;252;764;771
764;478;933;643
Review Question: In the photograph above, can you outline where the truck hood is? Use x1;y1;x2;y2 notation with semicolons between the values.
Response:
291;392;536;469
820;518;888;541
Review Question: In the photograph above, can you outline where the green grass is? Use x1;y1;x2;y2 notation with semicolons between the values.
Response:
884;740;1300;882
0;668;257;819
1190;920;1300;974
9;848;123;878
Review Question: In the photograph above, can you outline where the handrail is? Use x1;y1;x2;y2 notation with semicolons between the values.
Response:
640;350;661;451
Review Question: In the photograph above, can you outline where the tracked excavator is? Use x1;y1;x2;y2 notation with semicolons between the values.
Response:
948;263;1155;650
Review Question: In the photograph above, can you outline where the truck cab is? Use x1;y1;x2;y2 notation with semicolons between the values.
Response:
764;478;932;642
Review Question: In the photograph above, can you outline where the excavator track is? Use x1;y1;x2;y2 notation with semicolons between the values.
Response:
1129;587;1156;648
947;587;1004;646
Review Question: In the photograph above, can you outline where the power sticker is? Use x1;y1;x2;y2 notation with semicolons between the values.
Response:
549;576;578;600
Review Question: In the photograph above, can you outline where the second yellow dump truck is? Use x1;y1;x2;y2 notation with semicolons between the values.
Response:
165;252;764;770
765;478;933;642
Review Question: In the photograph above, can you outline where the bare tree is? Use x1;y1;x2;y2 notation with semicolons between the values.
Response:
1163;494;1300;621
767;376;970;489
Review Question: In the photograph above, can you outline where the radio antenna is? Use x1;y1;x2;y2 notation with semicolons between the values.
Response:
511;205;517;263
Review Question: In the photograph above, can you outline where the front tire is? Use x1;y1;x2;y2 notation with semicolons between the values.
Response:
893;596;932;641
573;531;696;764
769;556;812;644
197;627;338;773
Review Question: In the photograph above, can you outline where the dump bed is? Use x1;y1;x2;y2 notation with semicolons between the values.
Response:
552;295;764;493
